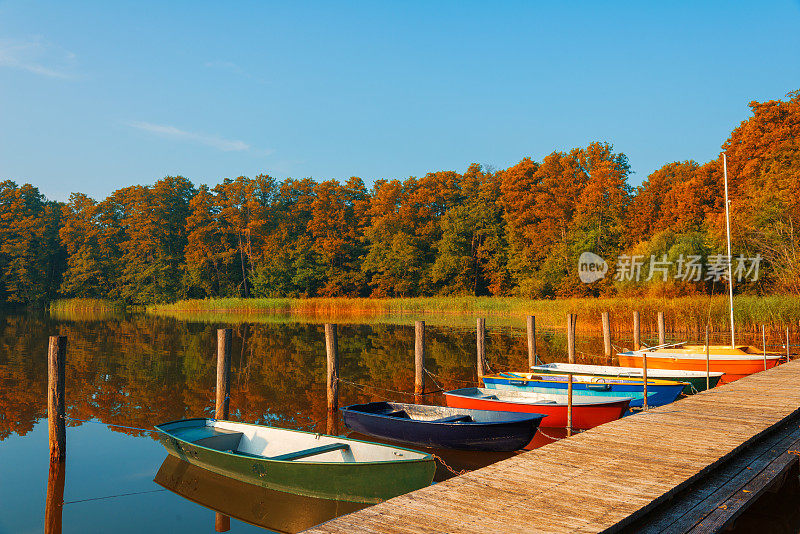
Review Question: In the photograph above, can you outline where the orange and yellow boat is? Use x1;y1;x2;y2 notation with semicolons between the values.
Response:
618;344;783;383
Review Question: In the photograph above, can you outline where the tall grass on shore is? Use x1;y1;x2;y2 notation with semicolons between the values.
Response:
146;295;800;332
49;298;124;321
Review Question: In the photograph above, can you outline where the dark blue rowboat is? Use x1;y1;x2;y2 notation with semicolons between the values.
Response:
340;402;546;451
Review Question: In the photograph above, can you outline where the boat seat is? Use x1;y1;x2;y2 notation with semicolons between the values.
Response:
270;443;351;461
192;431;244;451
385;410;410;418
430;415;472;423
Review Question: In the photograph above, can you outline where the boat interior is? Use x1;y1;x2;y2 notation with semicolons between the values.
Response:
449;388;632;406
350;402;540;423
158;419;429;463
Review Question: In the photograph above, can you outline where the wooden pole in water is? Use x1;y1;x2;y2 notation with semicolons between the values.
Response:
527;315;537;368
601;311;612;361
633;311;641;351
642;350;648;411
44;458;65;534
762;325;767;371
414;321;425;395
705;325;710;391
787;327;791;363
326;324;339;413
657;311;666;346
567;314;576;364
566;373;573;437
477;318;486;383
215;329;232;532
215;329;232;420
48;336;66;462
215;513;230;532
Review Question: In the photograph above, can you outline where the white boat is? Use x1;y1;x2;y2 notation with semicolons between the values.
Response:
530;362;724;393
155;418;436;503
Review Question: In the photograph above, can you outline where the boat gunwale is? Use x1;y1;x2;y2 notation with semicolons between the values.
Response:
154;417;434;465
487;372;688;387
339;402;547;426
443;388;634;408
529;363;726;379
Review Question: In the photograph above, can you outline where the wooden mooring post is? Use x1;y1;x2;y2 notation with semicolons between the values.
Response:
46;335;67;534
601;311;612;361
657;311;666;345
633;311;641;350
48;336;67;462
566;314;577;364
215;329;232;533
527;315;537;368
477;318;486;383
216;329;232;420
762;325;767;371
566;373;573;437
705;325;710;391
325;324;339;414
787;327;791;363
414;321;425;396
642;350;648;411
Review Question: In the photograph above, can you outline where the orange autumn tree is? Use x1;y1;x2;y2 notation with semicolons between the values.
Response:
721;90;800;293
7;88;800;304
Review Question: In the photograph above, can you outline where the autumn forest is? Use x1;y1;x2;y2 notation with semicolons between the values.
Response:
2;90;799;307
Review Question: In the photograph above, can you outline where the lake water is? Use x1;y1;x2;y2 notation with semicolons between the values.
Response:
0;311;790;533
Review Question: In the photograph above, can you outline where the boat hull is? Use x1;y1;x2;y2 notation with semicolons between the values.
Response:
617;353;781;383
442;389;630;430
530;363;723;394
482;374;684;408
341;402;545;451
155;418;435;504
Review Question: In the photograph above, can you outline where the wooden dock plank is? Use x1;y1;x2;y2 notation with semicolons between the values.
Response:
305;360;800;534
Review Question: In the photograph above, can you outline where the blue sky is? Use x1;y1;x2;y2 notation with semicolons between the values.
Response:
1;1;799;201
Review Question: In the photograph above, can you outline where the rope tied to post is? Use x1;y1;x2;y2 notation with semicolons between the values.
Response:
61;415;159;434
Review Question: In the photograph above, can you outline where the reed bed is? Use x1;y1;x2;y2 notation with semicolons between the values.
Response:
146;295;800;332
49;298;125;321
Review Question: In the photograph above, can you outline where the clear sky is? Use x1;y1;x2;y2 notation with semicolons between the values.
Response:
1;1;799;201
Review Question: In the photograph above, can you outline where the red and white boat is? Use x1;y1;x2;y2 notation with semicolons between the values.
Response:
442;388;631;429
618;345;782;383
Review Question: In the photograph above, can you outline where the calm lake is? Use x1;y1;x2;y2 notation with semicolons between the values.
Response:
0;311;786;533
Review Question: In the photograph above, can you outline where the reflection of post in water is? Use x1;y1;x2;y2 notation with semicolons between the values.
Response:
215;329;232;532
325;324;339;435
44;460;66;534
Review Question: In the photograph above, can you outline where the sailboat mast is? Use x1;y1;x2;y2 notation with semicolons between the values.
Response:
723;153;735;348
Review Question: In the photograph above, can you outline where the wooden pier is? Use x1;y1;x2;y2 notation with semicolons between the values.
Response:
305;359;800;533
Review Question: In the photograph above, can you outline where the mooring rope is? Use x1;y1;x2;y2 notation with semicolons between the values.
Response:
337;378;444;397
62;415;158;434
431;453;469;476
63;488;167;505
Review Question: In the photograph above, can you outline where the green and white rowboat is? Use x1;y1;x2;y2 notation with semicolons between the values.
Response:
155;418;436;503
529;363;724;394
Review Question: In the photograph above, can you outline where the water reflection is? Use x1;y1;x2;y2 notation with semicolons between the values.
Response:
44;460;65;534
1;312;616;444
154;454;366;533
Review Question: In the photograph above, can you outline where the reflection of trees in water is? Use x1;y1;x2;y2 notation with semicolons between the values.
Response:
0;313;609;442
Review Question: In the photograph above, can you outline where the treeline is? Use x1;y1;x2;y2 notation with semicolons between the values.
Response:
1;90;798;306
